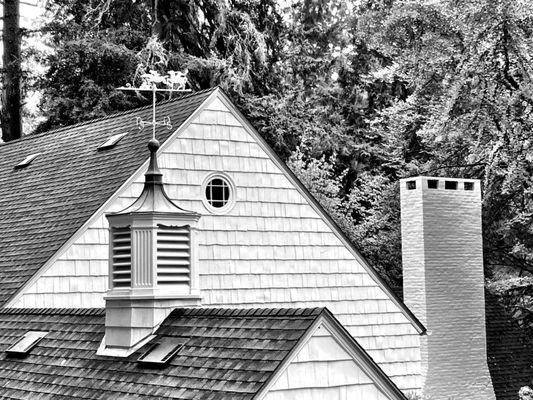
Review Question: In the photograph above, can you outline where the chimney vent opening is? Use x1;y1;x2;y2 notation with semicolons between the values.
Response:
427;179;439;189
444;180;458;190
464;182;474;191
406;181;416;190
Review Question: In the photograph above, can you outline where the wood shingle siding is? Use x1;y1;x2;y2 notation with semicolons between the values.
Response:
263;324;397;400
10;93;422;393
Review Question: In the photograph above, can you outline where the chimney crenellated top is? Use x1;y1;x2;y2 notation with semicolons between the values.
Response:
400;176;480;193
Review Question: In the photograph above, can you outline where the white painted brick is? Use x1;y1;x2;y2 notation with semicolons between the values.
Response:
401;177;495;400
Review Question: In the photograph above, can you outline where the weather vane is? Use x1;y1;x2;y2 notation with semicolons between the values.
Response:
117;70;191;139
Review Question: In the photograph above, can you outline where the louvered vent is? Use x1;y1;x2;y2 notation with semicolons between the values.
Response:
157;225;191;286
111;227;132;288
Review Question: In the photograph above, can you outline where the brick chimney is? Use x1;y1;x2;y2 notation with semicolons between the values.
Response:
400;176;495;400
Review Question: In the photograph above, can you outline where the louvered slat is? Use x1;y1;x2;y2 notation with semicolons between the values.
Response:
157;226;190;285
112;227;131;288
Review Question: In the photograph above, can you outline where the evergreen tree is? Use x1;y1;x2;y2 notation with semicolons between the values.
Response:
29;0;533;326
36;0;281;132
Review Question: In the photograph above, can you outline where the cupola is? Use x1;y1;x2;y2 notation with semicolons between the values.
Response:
101;139;201;356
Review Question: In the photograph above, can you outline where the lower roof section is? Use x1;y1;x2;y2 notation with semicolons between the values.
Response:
0;307;318;399
0;307;406;400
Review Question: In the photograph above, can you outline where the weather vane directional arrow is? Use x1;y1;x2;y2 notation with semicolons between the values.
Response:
117;70;191;140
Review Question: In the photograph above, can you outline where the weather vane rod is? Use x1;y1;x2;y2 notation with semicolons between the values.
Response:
117;70;191;140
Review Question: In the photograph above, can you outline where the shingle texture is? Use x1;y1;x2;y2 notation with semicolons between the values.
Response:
0;307;323;399
0;88;214;306
486;292;533;400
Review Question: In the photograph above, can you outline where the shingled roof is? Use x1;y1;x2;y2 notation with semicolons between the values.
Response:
0;88;215;306
0;307;380;399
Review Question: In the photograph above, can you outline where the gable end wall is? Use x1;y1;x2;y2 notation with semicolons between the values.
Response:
10;94;421;393
262;322;395;400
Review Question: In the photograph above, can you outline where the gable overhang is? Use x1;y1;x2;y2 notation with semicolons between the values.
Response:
253;308;409;400
6;88;425;335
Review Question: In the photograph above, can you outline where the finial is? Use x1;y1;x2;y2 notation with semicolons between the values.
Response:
148;138;160;152
146;138;162;184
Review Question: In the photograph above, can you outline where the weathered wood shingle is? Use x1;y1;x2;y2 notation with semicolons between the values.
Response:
0;307;322;399
0;88;215;306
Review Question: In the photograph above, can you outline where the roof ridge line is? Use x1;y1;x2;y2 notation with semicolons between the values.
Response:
0;308;105;316
0;87;218;147
170;307;326;318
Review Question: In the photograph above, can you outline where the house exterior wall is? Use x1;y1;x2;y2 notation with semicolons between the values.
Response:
263;323;393;400
11;95;421;393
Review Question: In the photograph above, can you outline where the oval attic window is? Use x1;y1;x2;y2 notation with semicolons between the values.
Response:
202;173;235;214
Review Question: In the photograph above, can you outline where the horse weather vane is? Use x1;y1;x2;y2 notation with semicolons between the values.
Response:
117;70;191;139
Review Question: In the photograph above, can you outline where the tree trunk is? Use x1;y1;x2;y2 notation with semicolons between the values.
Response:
151;0;162;39
1;0;22;142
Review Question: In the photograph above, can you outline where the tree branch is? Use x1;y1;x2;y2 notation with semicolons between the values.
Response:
406;161;487;178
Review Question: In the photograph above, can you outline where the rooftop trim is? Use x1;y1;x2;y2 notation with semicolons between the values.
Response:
0;308;105;316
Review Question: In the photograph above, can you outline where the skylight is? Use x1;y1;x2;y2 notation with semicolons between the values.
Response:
6;331;47;356
137;339;185;367
15;153;40;169
98;132;128;151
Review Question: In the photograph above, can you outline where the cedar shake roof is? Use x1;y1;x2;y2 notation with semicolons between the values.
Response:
0;88;215;306
0;307;333;399
486;292;533;400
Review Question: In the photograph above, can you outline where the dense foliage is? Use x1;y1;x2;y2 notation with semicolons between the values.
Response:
31;0;533;330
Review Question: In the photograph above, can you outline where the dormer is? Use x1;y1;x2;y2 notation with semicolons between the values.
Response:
101;139;201;356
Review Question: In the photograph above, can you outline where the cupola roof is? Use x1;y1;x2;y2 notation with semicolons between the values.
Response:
115;138;198;217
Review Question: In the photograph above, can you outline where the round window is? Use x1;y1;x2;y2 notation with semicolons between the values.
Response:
202;173;235;214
